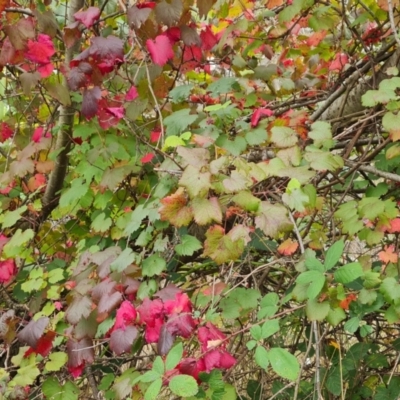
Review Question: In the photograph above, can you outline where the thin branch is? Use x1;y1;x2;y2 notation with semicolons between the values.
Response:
387;0;400;47
345;160;400;182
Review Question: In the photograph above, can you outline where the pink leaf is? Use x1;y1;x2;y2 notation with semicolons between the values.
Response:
114;300;137;330
164;292;192;314
150;129;161;143
388;218;400;233
37;63;54;78
203;349;236;371
329;53;348;71
32;127;44;143
250;108;273;128
105;107;125;119
126;86;139;101
0;259;17;284
200;26;218;51
157;324;175;355
141;153;155;163
25;34;55;64
74;7;101;29
68;363;85;378
17;317;50;348
146;35;174;66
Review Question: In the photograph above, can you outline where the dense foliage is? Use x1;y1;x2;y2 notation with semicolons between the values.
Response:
2;0;400;399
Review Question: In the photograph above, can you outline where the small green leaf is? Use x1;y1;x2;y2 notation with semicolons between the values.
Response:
169;374;199;397
164;109;197;136
334;262;363;284
45;352;68;372
208;77;239;95
175;235;202;256
255;345;269;369
250;325;262;341
344;317;360;333
325;240;344;270
42;378;79;400
271;126;298;148
326;307;346;326
142;254;166;277
261;319;280;339
306;299;330;321
268;347;299;381
169;84;193;103
232;191;261;212
152;356;165;375
12;364;40;386
144;377;163;400
110;247;137;273
166;343;183;371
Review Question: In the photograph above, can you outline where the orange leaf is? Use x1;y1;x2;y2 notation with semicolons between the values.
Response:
378;245;398;265
277;238;298;256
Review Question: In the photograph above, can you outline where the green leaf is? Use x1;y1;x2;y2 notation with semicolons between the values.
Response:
110;247;137;273
164;109;197;136
261;319;280;339
59;178;89;209
359;197;385;220
270;126;298;148
220;288;260;319
304;148;343;171
0;205;27;228
344;316;360;333
296;270;325;299
3;229;34;258
250;325;262;341
169;84;193;103
326;307;346;326
192;197;223;225
152;356;165;375
255;345;269;369
142;254;166;277
208;77;239;95
223;170;251;193
175;235;202;256
325;240;344;270
246;128;268;145
166;343;183;371
255;201;293;239
169;374;199;397
91;212;112;233
42;378;79;400
179;165;211;198
144;377;163;400
232;191;261;212
334;262;363;284
380;277;400;303
306;299;330;321
216;135;247;156
45;352;68;372
258;293;279;319
308;121;333;149
268;348;300;381
304;257;325;272
12;363;40;386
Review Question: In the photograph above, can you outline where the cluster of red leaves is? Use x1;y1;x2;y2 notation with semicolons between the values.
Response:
0;234;16;284
0;122;13;142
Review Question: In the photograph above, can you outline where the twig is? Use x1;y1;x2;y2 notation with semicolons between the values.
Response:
387;0;400;47
345;160;400;183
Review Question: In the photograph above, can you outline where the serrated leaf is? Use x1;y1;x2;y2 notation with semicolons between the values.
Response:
326;307;346;327
192;197;222;225
12;364;40;386
270;126;298;147
223;170;251;193
169;84;193;103
325;240;344;270
208;77;239;95
110;248;137;273
142;254;166;277
175;235;202;256
159;189;193;227
166;343;183;371
268;347;299;381
255;201;292;238
306;299;330;321
169;374;199;397
261;319;280;339
255;345;269;369
308;121;333;148
232;191;260;212
42;378;79;400
334;262;363;284
179;165;211;198
144;377;163;400
164;109;197;136
45;352;68;372
304;148;344;171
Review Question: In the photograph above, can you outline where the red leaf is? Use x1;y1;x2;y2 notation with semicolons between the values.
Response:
82;86;101;119
200;26;218;51
0;0;10;14
0;122;14;142
74;7;101;29
29;331;56;357
164;292;192;315
329;53;348;71
250;108;273;128
164;27;181;44
126;85;139;101
146;35;174;66
203;349;236;371
25;34;55;64
166;313;196;338
138;298;165;343
114;300;137;330
32;127;44;143
178;358;206;381
0;259;17;284
17;317;50;348
38;63;54;78
137;2;156;8
68;363;85;378
109;326;138;355
105;107;125;119
150;129;162;143
141;152;155;163
198;322;226;352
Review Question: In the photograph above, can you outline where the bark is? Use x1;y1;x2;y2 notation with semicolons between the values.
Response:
313;47;400;122
40;0;84;221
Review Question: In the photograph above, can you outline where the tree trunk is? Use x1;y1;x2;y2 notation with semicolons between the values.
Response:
40;0;84;221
